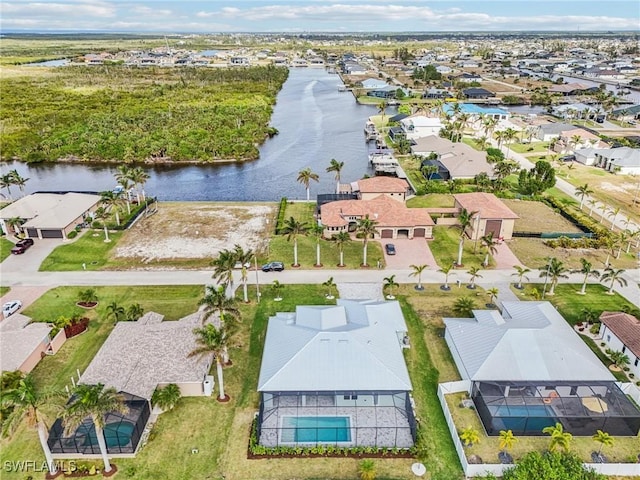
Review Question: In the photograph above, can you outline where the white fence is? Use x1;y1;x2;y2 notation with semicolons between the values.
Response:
437;382;640;478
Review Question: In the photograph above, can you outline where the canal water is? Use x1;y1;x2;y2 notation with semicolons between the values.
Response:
1;69;378;201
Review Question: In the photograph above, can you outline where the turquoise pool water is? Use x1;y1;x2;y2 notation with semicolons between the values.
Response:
78;421;135;447
490;405;558;433
281;416;351;443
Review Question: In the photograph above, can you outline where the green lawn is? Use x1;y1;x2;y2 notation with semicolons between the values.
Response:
280;201;316;225
428;226;492;270
406;194;455;208
267;235;385;268
509;141;549;154
1;237;14;263
461;137;482;151
39;230;124;271
0;286;9;296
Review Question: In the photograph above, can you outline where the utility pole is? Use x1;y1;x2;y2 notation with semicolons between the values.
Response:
254;256;260;303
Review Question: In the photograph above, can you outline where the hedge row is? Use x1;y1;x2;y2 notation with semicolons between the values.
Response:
542;196;612;239
274;197;288;235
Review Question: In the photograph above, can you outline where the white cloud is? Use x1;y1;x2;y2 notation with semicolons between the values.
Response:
2;1;116;18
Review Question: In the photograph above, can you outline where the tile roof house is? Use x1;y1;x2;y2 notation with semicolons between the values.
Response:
353;177;409;202
0;192;101;239
453;192;519;240
444;302;640;437
599;311;640;379
256;299;416;448
555;128;607;154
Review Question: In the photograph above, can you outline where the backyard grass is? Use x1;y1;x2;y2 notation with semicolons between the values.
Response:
39;230;124;271
267;235;385;269
407;194;456;208
281;201;316;226
0;286;9;296
429;226;493;270
502;198;583;234
461;137;482;150
509;141;550;154
1;236;15;262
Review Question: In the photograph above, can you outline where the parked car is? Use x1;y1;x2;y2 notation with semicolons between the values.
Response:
2;300;22;317
385;243;397;255
261;261;285;272
559;154;575;162
11;238;34;254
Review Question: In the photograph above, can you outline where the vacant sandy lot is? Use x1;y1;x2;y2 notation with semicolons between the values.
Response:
114;202;276;262
503;199;582;233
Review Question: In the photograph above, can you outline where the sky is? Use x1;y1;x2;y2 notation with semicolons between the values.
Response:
1;1;639;33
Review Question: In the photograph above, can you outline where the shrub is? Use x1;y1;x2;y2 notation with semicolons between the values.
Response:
590;324;600;335
67;230;78;239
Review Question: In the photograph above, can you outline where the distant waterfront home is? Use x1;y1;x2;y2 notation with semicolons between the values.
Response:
548;82;599;96
453;192;518;240
462;88;495;99
442;103;509;121
399;115;443;140
0;192;101;239
555;128;607;154
319;194;434;239
257;299;416;448
599;311;640;380
444;301;640;437
413;136;495;180
358;78;389;90
594;147;640;175
535;122;575;142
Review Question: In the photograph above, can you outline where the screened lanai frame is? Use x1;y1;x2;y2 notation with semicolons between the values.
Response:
472;380;640;437
257;391;417;448
48;392;150;455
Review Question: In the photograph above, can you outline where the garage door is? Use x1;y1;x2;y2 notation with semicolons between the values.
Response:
40;229;64;239
26;228;38;238
485;220;502;238
414;228;426;237
380;229;393;239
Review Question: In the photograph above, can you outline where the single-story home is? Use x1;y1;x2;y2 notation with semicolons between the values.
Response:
548;83;599;96
551;103;596;120
555;128;607;153
594;147;640;175
444;301;640;436
0;192;101;239
457;73;482;83
359;78;389;90
0;314;66;373
535;122;575;142
319;194;434;239
350;176;410;202
463;88;495;99
413;136;495;180
599;311;640;379
453;192;519;240
442;103;509;121
80;311;213;401
399;115;443;140
256;299;416;448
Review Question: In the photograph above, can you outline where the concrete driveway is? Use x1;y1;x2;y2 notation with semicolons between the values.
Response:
1;238;63;274
0;286;52;322
381;238;438;269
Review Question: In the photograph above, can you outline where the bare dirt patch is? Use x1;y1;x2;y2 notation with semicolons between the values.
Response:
114;202;275;262
503;199;582;233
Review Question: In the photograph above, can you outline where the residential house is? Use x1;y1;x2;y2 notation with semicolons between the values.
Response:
359;78;389;90
556;128;606;154
457;72;482;83
453;192;519;240
551;103;596;121
351;176;410;202
256;299;416;448
435;65;452;74
366;85;405;99
548;83;599;96
399;115;443;140
443;103;509;121
0;192;101;239
535;122;575;142
444;301;640;436
463;88;496;99
412;136;495;181
599;311;640;379
594;147;640;175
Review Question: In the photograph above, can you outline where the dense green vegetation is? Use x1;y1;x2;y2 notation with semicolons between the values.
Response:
1;65;288;163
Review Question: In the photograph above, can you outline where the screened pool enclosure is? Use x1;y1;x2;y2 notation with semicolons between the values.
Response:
48;393;150;455
472;381;640;436
257;391;417;448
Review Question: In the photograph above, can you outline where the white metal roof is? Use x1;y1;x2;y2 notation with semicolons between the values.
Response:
0;193;100;230
444;301;614;382
258;299;412;392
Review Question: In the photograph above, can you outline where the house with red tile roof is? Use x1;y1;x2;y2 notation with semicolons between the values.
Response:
453;192;519;240
599;311;640;379
341;177;410;202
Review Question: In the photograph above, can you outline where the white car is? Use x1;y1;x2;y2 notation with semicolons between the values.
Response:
2;300;22;317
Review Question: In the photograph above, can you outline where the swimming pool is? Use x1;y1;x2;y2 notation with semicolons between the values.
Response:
280;416;351;443
78;421;135;448
489;405;558;434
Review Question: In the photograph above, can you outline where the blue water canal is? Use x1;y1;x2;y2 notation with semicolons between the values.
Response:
1;68;378;201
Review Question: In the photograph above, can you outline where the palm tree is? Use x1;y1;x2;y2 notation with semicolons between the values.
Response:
607;206;621;231
93;206;111;242
0;173;14;200
189;324;230;401
105;301;125;323
114;165;133;214
323;277;336;299
199;284;239;327
326;158;345;194
606;349;630;369
309;224;324;267
601;267;627;294
487;287;499;308
99;190;124;226
409;264;428;290
64;383;128;473
587;199;599;217
356;215;378;267
453;297;476;317
128;166;150;204
460;426;480;447
438;264;455;290
540;257;568;296
542;422;573;453
467;266;483;289
78;288;98;305
511;265;531;289
281;217;309;267
125;303;144;322
151;384;182;411
296;167;320;201
499;429;517;452
8;170;29;197
575;184;593;210
502;128;518;159
592;430;614;456
383;275;398;299
1;376;62;475
480;232;499;267
333;231;351;267
452;208;477;267
358;459;376;480
5;216;25;235
271;279;283;301
233;244;254;303
377;100;388;124
573;258;600;295
211;248;237;298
